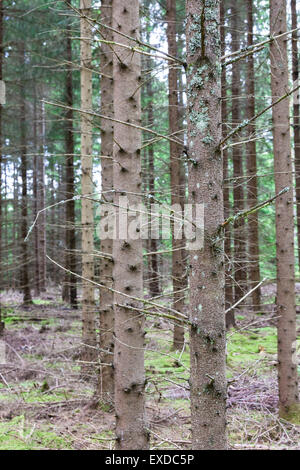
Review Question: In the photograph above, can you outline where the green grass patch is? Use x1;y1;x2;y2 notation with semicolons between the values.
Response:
0;415;70;450
33;299;52;306
0;380;72;403
227;327;278;370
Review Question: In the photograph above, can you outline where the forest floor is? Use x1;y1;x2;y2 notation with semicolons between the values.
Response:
0;285;299;450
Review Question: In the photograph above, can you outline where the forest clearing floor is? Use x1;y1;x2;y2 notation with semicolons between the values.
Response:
0;285;299;450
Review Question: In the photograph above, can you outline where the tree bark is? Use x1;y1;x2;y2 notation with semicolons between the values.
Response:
37;98;46;292
291;0;300;272
270;0;300;420
112;0;149;450
186;0;227;450
231;0;246;309
221;0;234;328
0;0;3;329
63;22;77;308
246;0;261;311
166;0;185;350
20;45;32;305
98;0;114;399
145;24;160;299
33;90;40;296
80;0;97;373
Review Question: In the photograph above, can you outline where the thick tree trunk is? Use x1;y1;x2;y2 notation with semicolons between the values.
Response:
231;1;246;308
98;0;114;399
270;0;300;420
63;23;77;308
186;0;227;450
20;46;32;305
80;0;96;373
112;0;149;450
221;0;234;328
291;0;300;272
166;0;185;350
246;0;261;311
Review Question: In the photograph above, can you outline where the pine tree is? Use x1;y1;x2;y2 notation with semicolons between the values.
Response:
112;0;149;449
63;21;77;308
20;44;32;305
270;0;300;421
246;0;261;311
99;0;114;399
186;0;227;449
80;0;97;373
231;0;246;310
291;0;300;272
166;0;185;350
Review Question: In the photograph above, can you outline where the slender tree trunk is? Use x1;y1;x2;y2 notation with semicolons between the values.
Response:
12;162;18;291
147;134;160;298
231;0;246;308
80;0;96;372
63;23;77;308
166;0;185;350
270;0;300;420
246;0;261;311
33;90;40;296
186;0;227;450
20;46;32;305
178;66;188;301
145;23;160;299
221;0;234;328
98;0;114;399
291;0;300;272
0;0;3;330
37;98;46;292
47;152;56;282
112;0;149;450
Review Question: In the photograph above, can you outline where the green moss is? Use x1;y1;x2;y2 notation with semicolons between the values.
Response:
145;342;189;389
279;403;300;424
0;416;70;450
33;299;52;306
0;380;73;403
227;327;278;370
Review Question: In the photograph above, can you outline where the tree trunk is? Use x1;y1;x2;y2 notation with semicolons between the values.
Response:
37;98;46;292
291;0;300;272
63;22;77;308
145;18;160;299
270;0;300;420
231;0;246;308
246;0;261;311
98;0;114;399
0;0;3;330
20;45;32;305
80;0;96;373
33;90;40;296
166;0;185;350
112;0;149;450
186;0;227;450
221;0;234;328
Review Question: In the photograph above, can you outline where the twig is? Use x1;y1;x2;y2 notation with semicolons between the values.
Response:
225;278;267;314
221;84;300;145
221;187;290;228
